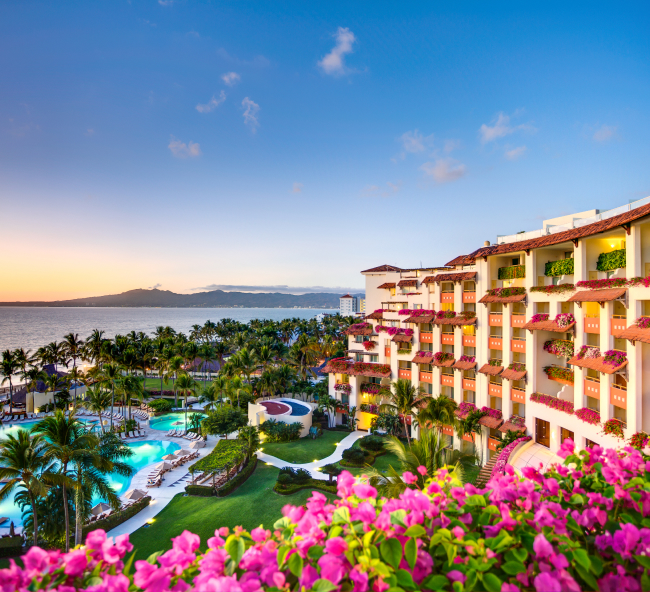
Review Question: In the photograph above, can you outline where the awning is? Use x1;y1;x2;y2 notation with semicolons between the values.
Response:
434;316;477;326
479;293;527;304
499;421;525;434
411;353;434;364
478;363;504;376
501;368;527;381
377;283;396;289
404;314;436;323
523;319;575;333
431;357;455;368
453;360;477;370
617;324;650;344
478;415;503;429
567;355;628;374
392;334;413;343
429;272;477;283
567;288;627;304
397;279;418;287
365;311;385;320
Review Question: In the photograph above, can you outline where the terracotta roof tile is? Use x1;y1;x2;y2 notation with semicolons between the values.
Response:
479;293;527;304
377;282;396;289
501;368;527;381
522;319;575;333
411;353;434;364
344;326;374;336
453;360;477;370
361;264;403;273
479;416;504;429
467;201;650;259
567;355;628;374
499;421;526;433
432;357;455;368
397;279;418;287
567;288;627;303
617;324;650;344
430;272;477;283
478;363;504;376
434;316;477;326
364;311;385;320
392;334;413;343
445;254;475;266
404;314;436;323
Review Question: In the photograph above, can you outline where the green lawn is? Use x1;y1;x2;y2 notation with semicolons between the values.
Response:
261;429;350;464
128;464;335;561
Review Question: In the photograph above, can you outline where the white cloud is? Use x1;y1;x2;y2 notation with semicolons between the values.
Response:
168;136;201;158
361;181;402;197
479;111;535;144
158;0;173;5
292;182;303;193
85;128;95;136
443;139;462;153
593;124;617;143
318;27;356;76
505;146;527;160
188;31;200;38
242;97;260;132
421;158;466;183
222;72;241;86
400;130;428;154
148;283;162;289
195;90;226;113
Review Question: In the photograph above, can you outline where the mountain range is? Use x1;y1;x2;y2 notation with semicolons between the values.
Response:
0;288;365;309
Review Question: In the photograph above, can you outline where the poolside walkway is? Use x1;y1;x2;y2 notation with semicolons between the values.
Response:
256;430;366;481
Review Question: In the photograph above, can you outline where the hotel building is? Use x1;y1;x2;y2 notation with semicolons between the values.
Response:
324;198;650;462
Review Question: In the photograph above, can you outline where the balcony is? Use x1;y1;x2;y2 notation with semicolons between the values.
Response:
511;314;526;327
462;335;476;347
420;332;433;343
511;387;526;404
462;433;474;443
489;383;503;398
419;371;433;383
442;424;454;436
441;292;455;303
398;369;412;380
511;339;526;353
441;374;454;387
441;333;455;345
489;314;503;326
384;347;391;357
584;316;600;334
584;377;600;398
462;378;476;391
610;385;627;409
488;436;501;452
611;317;627;335
489;337;503;350
463;291;476;303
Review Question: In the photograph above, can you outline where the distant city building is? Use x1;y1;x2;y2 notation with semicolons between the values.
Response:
339;294;358;316
359;298;366;314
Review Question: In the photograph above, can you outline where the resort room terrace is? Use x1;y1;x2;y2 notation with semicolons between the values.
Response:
534;243;575;289
489;253;526;290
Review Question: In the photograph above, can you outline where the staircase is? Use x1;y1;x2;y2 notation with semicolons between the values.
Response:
474;455;499;488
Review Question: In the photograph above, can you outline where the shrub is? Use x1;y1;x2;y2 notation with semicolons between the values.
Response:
341;448;366;464
277;473;292;485
597;248;626;271
216;457;258;497
148;399;172;412
185;485;214;497
359;435;385;452
293;468;311;484
497;264;525;280
189;439;247;476
0;536;23;558
485;286;526;297
545;258;575;277
259;419;301;442
82;496;151;539
277;467;311;485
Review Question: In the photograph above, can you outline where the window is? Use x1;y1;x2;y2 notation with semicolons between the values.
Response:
369;355;378;363
441;302;455;312
512;402;525;418
586;333;600;347
368;377;381;384
564;252;573;259
535;418;550;448
560;301;572;314
355;354;364;362
586;439;598;449
463;346;476;357
463;324;476;336
560;427;574;443
536;302;549;314
613;405;627;425
419;342;433;351
441;385;454;398
463;390;475;404
490;396;502;411
420;363;432;372
538;275;546;286
390;288;396;296
512;328;524;340
464;281;476;292
463;370;476;379
398;361;412;370
441;282;454;293
421;323;433;332
613;338;627;351
355;335;364;343
413;304;422;310
587;396;600;412
512;257;520;265
613;374;627;390
422;382;433;395
512;352;523;363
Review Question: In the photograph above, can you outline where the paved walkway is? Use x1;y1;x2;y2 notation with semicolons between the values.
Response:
256;430;366;481
510;441;562;474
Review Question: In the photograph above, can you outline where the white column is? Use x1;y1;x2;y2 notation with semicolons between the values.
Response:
627;296;642;434
600;302;613;422
627;224;641;278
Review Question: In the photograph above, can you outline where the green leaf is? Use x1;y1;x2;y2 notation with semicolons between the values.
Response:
404;524;426;538
122;551;136;577
312;579;338;592
146;551;163;565
641;571;650;592
422;575;450;589
307;545;324;561
404;538;417;570
86;576;104;587
575;564;599;591
276;545;290;568
589;554;603;576
273;516;291;530
465;494;487;506
636;555;650;570
501;561;526;575
482;573;502;592
386;588;406;592
390;509;407;526
225;535;245;567
332;506;351;524
288;552;303;578
465;568;478;591
396;569;417;591
511;548;528;563
572;548;591;571
380;538;403;570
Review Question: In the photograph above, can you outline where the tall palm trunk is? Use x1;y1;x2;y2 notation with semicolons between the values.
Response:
74;468;83;546
29;491;38;546
62;463;70;552
110;387;114;431
402;415;411;446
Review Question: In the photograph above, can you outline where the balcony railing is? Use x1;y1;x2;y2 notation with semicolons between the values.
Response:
511;314;526;327
462;335;476;347
419;371;433;383
585;377;600;398
489;337;503;350
611;317;627;334
511;339;526;353
511;387;526;404
462;378;476;391
398;369;412;380
441;333;455;345
489;383;503;398
420;332;433;343
441;293;454;303
441;374;454;387
610;385;627;409
489;314;503;326
463;291;476;303
488;436;501;452
584;316;600;334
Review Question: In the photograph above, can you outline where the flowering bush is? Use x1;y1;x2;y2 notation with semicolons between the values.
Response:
414;350;433;359
506;361;526;372
346;322;372;332
480;406;503;420
555;312;576;328
485;286;526;297
628;275;650;287
409;309;435;316
458;355;475;363
575;407;601;425
359;403;379;414
458;310;476;319
362;340;377;351
576;277;628;289
334;383;352;393
432;352;454;365
577;345;600;360
359;383;388;396
530;392;574;415
497;264;526;280
328;358;391;377
509;415;526;428
602;418;625;439
488;358;502;367
543;366;574;383
456;401;476;417
398;309;414;316
603;349;627;367
530;313;549;323
543;339;575;358
637;316;650;329
492;436;531;475
435;310;456;319
375;326;414;337
530;284;577;294
630;431;649;449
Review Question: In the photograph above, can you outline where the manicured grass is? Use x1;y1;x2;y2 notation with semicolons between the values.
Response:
260;429;350;464
127;464;335;561
337;448;401;477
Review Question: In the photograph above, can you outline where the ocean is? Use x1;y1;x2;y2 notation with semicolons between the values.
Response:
0;307;337;354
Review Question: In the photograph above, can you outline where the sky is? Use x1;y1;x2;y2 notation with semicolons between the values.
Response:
1;1;649;301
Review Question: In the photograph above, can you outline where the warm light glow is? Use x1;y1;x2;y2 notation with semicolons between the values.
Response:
147;518;155;524
266;462;273;466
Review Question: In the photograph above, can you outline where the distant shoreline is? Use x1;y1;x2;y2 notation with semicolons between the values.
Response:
0;305;339;309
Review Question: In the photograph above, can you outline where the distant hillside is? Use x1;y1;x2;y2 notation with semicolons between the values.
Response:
0;288;365;309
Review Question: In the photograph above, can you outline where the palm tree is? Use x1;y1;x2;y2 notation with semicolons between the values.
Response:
227;375;251;409
365;432;477;498
166;355;184;408
0;350;18;413
44;372;65;411
0;430;69;545
154;347;173;397
62;333;84;407
100;362;121;431
23;367;47;411
44;341;65;372
197;344;216;388
198;382;220;411
31;411;98;551
84;385;112;432
380;379;428;446
13;348;34;395
212;341;229;369
236;348;256;385
254;345;274;372
318;395;338;428
120;375;143;421
456;409;484;464
416;394;458;436
174;373;197;431
84;330;106;368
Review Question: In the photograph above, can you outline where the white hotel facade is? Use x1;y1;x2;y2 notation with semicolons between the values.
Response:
325;198;650;461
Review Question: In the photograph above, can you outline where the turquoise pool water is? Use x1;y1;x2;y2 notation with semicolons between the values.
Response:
0;439;179;529
149;412;206;432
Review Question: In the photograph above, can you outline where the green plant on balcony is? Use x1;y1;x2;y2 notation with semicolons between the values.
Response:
544;258;574;277
596;249;626;272
602;418;625;440
497;265;525;280
397;348;412;355
543;366;574;384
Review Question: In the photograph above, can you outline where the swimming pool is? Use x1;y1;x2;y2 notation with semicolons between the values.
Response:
0;439;179;529
149;412;206;432
277;399;310;416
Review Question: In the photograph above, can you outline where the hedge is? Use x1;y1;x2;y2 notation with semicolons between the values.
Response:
185;485;214;497
147;399;173;412
544;258;574;277
189;439;247;476
215;456;258;497
82;496;151;540
0;536;24;558
273;478;337;496
497;264;525;280
597;248;626;271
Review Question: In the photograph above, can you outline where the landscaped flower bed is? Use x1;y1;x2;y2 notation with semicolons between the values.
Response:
530;284;576;294
545;258;575;277
543;366;574;384
334;383;351;393
497;264;526;280
597;248;626;271
603;349;627;367
485;286;526;297
530;392;574;415
576;345;600;360
575;407;601;425
602;418;625;439
543;339;575;358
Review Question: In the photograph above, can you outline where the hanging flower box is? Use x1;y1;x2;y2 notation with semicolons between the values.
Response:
575;407;601;426
577;345;600;360
596;249;626;272
359;403;379;415
543;366;574;385
362;340;377;351
459;355;475;363
576;278;628;289
555;313;575;328
545;258;575;277
480;406;503;420
375;326;414;337
334;383;352;393
497;265;526;280
359;383;388;396
530;284;576;294
530;393;574;415
637;317;650;329
455;402;477;418
432;352;454;366
486;286;526;297
602;418;625;439
630;432;649;449
531;313;549;323
602;349;627;367
543;339;575;358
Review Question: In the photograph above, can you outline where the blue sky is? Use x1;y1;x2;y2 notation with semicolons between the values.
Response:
2;1;649;300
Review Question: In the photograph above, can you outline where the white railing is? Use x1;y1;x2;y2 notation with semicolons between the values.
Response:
497;196;650;245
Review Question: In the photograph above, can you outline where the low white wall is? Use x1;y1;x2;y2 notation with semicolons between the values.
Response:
248;397;313;438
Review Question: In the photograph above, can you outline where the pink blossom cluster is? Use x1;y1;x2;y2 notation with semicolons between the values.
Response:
492;436;532;475
508;415;526;428
480;406;503;420
414;350;433;358
554;312;576;328
432;351;454;365
334;383;352;393
576;275;650;290
458;354;475;363
637;316;650;329
435;310;456;319
4;441;650;592
375;326;414;337
530;313;550;323
362;340;377;351
543;339;575;358
359;383;385;396
603;349;627;367
577;345;601;360
456;401;476;417
575;407;601;425
530;393;575;415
